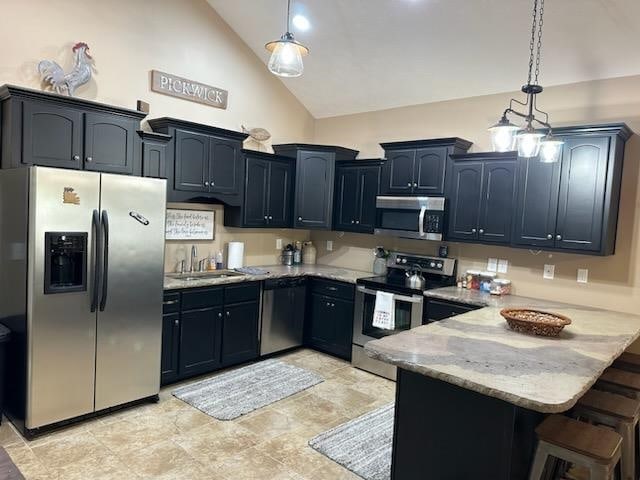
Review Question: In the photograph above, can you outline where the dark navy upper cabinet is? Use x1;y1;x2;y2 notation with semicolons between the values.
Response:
138;130;171;179
147;117;248;205
380;138;472;196
0;85;146;174
446;152;517;245
333;160;383;234
512;124;630;255
224;150;295;228
273;144;359;230
84;112;136;174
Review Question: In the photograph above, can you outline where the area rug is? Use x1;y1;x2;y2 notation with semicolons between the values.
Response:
173;359;323;420
309;403;394;480
0;446;24;480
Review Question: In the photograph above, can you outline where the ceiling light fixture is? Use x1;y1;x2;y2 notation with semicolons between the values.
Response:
292;14;310;31
265;0;309;78
488;0;562;162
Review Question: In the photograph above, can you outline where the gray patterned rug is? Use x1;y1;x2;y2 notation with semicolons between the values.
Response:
310;403;395;480
172;359;323;420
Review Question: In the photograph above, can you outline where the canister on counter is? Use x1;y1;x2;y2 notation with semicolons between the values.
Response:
479;272;497;292
490;279;512;296
465;270;481;290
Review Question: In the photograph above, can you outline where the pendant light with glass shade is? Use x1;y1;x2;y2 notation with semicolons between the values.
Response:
488;0;562;163
265;0;309;78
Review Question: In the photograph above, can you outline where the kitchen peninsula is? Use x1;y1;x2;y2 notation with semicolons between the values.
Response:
366;299;640;479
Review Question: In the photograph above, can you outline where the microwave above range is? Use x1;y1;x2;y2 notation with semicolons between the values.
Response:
374;196;445;241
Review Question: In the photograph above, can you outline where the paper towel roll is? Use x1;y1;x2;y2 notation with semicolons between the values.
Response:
227;242;245;269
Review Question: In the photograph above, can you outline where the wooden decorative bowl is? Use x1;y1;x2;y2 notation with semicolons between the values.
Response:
500;308;571;337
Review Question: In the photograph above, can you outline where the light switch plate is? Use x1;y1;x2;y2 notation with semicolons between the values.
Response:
577;269;589;283
276;238;283;250
543;264;555;280
487;258;498;272
498;259;509;274
326;240;333;251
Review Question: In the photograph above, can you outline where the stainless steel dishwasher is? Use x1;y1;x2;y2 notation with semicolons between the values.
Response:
260;277;307;355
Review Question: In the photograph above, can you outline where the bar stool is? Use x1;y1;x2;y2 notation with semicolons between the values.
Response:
572;389;640;480
528;415;622;480
613;352;640;373
595;367;640;400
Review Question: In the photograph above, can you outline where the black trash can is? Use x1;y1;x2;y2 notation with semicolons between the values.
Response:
0;324;10;425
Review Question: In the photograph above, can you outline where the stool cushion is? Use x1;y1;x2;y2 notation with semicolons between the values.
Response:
577;389;640;420
599;368;640;390
613;352;640;372
536;415;622;462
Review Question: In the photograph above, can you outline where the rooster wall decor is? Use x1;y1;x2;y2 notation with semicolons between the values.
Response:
38;42;94;97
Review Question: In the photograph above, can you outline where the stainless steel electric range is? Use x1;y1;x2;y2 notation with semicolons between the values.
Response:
352;251;457;380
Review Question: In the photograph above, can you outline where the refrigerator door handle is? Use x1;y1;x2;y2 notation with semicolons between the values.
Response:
91;209;101;313
99;210;110;312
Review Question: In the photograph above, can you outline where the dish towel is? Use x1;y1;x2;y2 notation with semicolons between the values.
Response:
372;291;395;330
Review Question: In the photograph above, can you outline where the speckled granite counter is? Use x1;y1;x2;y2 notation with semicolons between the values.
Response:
164;264;371;290
424;286;588;309
366;302;640;413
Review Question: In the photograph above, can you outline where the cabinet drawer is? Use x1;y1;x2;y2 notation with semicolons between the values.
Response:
310;279;354;301
163;292;181;314
182;287;223;310
224;282;260;305
424;299;479;323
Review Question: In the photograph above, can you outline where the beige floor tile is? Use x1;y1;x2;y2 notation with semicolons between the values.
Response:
286;353;349;376
308;380;377;416
89;416;177;453
30;430;105;470
118;439;198;478
173;420;260;466
48;447;133;480
238;407;298;442
217;446;302;480
272;393;344;430
256;431;335;477
5;442;54;479
0;418;24;448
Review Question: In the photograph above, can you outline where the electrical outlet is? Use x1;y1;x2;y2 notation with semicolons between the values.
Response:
276;238;283;250
577;269;589;284
498;259;509;274
487;258;498;272
543;264;555;280
326;240;333;251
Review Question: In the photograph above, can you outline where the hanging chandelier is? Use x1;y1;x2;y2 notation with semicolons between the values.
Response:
488;0;562;163
265;0;309;78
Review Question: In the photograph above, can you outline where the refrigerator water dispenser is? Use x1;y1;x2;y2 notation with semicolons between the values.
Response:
44;232;88;294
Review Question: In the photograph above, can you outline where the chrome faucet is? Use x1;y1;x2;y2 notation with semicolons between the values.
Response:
190;245;198;273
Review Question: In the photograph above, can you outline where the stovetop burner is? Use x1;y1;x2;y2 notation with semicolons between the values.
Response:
356;251;458;296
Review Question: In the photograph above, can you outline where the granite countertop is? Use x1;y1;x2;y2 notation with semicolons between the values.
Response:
164;264;371;290
366;299;640;413
424;286;586;309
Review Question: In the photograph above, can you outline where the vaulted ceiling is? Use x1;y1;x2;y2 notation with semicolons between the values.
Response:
208;0;640;118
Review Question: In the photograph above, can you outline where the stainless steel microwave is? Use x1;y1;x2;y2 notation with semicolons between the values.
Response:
374;196;445;241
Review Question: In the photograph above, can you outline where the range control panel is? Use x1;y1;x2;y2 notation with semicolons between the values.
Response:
388;251;456;277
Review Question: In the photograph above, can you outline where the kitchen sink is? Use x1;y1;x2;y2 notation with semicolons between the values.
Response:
166;270;246;281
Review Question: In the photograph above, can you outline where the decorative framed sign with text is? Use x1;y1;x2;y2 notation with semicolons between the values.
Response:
166;209;215;240
151;70;228;109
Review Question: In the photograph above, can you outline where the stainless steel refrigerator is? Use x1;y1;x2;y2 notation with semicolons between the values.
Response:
0;167;166;435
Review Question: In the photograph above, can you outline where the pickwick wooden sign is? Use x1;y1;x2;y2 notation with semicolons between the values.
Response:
150;70;228;109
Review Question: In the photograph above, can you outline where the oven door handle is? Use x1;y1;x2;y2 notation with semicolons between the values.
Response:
356;285;423;304
418;206;427;237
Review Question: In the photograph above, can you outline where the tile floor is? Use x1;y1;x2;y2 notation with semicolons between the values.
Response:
0;349;396;479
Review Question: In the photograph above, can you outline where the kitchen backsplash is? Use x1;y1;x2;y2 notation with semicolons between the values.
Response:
164;203;310;273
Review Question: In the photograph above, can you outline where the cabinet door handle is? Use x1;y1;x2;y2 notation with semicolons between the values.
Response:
226;311;230;317
351;220;355;224
355;220;360;224
174;319;179;327
471;228;477;233
211;181;215;186
547;234;553;240
163;299;179;305
556;234;562;241
413;183;418;188
218;312;222;318
205;181;210;186
264;215;268;220
478;229;484;234
407;182;412;187
73;155;80;161
86;156;93;163
298;216;303;221
331;303;335;307
326;302;331;307
327;286;338;291
268;216;273;220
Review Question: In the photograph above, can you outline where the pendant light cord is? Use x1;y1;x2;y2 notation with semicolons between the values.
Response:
286;0;292;33
527;0;545;85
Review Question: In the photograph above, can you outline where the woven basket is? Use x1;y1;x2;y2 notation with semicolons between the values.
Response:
500;308;571;337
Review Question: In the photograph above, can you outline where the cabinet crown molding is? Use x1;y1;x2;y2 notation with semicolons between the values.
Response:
380;137;473;151
147;117;249;141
